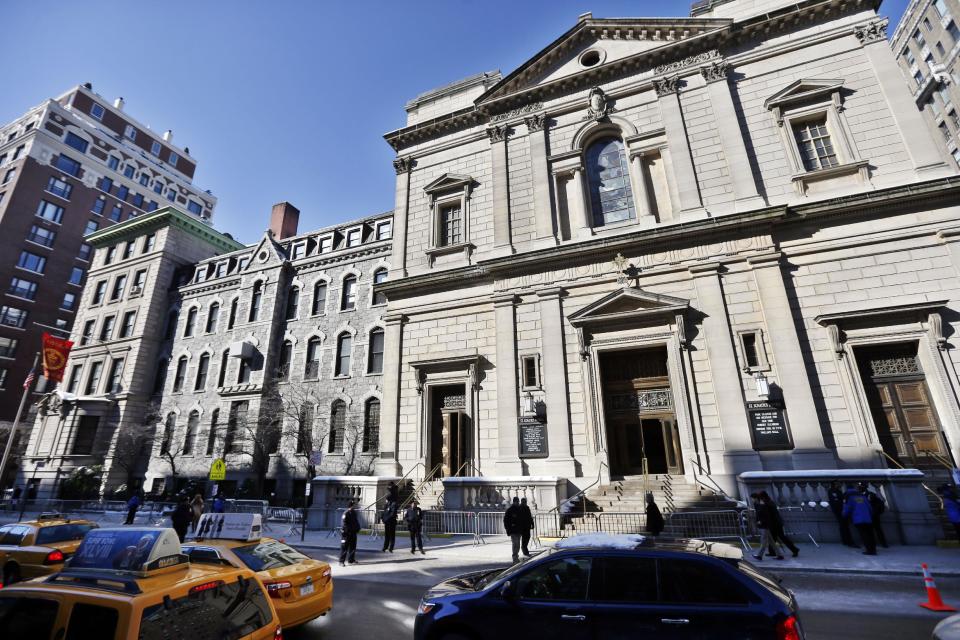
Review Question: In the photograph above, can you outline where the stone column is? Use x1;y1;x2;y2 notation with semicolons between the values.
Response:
391;157;412;277
689;264;760;480
748;252;834;468
700;61;765;211
628;152;654;218
855;20;951;178
488;125;513;254
566;167;592;240
494;294;523;474
654;76;703;214
376;313;406;475
525;113;557;247
536;287;577;476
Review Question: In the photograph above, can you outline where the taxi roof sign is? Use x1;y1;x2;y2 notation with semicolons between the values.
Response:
69;527;187;576
196;513;262;542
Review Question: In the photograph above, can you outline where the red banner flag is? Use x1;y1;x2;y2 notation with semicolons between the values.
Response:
42;333;73;383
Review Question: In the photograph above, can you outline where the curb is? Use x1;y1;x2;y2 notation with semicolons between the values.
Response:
768;566;960;578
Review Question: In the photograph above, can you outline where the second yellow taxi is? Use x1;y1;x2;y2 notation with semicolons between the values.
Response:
0;514;98;584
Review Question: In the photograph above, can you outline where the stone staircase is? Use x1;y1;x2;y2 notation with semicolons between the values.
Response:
921;468;957;542
408;479;445;511
583;474;739;513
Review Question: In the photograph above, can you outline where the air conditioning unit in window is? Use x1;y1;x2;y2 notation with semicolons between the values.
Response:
130;285;142;296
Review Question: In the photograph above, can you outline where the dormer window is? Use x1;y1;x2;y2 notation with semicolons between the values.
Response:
346;228;361;247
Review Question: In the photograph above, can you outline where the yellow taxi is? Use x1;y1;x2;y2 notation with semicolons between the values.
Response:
181;513;332;630
0;527;284;639
0;515;98;585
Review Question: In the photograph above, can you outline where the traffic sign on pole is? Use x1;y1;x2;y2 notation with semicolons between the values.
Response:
209;459;226;481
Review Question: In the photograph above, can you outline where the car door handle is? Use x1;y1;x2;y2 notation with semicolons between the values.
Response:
661;618;690;625
561;614;587;622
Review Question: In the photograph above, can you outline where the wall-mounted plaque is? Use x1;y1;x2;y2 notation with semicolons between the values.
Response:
518;415;549;458
747;401;793;451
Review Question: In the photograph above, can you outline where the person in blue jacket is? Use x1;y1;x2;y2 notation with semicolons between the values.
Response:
940;484;960;541
843;485;877;555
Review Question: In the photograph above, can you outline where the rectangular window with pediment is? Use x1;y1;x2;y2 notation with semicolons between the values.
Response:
424;173;473;258
439;203;462;246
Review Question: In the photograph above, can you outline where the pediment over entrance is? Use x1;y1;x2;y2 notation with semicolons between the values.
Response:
568;286;689;327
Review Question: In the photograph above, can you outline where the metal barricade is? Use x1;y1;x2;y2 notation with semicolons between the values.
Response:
775;506;820;548
596;512;646;535
663;510;751;551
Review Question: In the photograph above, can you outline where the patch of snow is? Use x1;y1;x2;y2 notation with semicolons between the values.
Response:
554;533;645;550
441;476;561;484
739;469;924;480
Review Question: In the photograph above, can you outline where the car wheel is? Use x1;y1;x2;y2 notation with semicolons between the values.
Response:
3;563;21;585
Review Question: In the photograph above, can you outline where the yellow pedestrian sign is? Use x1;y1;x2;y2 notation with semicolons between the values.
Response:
209;458;226;481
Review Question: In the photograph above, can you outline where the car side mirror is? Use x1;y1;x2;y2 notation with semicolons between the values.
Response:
500;580;516;601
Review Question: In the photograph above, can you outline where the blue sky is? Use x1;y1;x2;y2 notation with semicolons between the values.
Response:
2;0;909;244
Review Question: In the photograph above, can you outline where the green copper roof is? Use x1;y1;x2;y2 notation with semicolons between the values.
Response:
85;206;245;253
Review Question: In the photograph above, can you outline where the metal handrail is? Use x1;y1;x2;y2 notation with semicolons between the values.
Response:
549;461;608;513
926;450;955;472
361;461;428;512
688;457;741;506
451;459;480;478
877;450;943;510
399;462;444;510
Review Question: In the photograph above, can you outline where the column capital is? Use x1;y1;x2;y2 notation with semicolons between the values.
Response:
392;156;413;175
746;251;783;268
699;60;730;84
653;75;680;97
384;313;408;326
487;124;509;143
492;293;519;307
524;112;547;132
535;286;566;300
853;19;888;46
687;262;721;277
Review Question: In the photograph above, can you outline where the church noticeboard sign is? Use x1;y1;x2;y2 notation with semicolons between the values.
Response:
747;401;793;451
518;416;549;458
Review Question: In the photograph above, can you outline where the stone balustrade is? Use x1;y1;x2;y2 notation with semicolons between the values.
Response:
441;476;567;511
306;475;400;529
738;469;942;545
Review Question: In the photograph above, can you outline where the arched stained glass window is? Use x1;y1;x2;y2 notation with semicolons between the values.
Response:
585;137;635;227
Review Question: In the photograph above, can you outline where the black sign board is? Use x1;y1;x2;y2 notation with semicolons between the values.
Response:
518;416;549;458
747;401;793;451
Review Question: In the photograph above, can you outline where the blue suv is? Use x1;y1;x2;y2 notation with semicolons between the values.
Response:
414;536;803;640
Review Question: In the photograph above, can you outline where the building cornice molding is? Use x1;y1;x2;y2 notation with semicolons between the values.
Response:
86;206;244;253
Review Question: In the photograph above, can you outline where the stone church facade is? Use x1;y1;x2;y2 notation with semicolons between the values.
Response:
376;0;960;499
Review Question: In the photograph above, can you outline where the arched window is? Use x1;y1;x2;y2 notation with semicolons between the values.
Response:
329;400;346;453
305;336;322;379
372;268;388;306
363;398;380;453
206;409;219;456
335;333;352;377
367;328;384;374
153;358;168;395
228;298;238;330
312;281;327;315
237;358;251;384
585;136;635;227
184;307;197;337
277;340;292;381
341;275;357;311
183;410;199;455
173;356;188;392
206;302;220;333
217;349;230;387
249;281;263;322
194;353;210;390
286;286;300;320
160;413;175;455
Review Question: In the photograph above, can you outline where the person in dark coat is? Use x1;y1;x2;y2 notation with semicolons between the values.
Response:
504;497;523;562
763;492;799;558
827;481;857;547
339;500;361;565
645;493;665;537
171;497;192;542
843;485;877;555
381;497;398;553
386;482;399;504
940;484;960;540
124;493;141;525
404;500;425;554
751;492;783;560
862;483;888;548
518;498;534;557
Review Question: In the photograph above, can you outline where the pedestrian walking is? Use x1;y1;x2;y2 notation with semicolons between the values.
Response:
751;493;784;561
645;493;665;537
212;493;226;513
11;485;21;511
405;500;425;554
827;480;857;547
504;497;524;562
381;497;398;552
843;485;877;555
939;484;960;540
190;494;204;532
518;498;534;557
124;492;141;525
386;481;399;504
339;500;361;566
862;483;889;548
171;496;192;542
763;492;799;558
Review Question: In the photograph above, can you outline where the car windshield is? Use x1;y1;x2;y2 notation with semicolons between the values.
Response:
232;540;309;571
36;523;96;545
474;550;553;590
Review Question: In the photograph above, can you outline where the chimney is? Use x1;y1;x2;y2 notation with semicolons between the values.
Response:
82;82;93;90
163;129;173;142
114;97;125;110
270;202;300;240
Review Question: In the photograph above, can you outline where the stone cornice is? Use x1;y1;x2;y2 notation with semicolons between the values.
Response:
378;176;960;296
86;206;244;253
